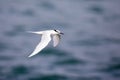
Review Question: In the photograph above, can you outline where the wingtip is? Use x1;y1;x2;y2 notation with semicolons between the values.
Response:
53;44;58;47
28;55;32;58
28;54;34;57
26;31;43;34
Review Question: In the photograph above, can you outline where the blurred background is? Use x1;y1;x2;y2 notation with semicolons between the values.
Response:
0;0;120;80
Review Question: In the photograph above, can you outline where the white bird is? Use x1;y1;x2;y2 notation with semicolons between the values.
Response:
27;30;63;57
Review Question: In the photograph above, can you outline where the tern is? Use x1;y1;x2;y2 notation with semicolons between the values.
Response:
28;30;63;57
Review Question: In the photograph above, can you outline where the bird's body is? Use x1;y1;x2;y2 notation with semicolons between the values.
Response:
28;30;63;57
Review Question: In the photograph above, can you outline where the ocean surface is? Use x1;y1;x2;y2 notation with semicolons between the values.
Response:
0;0;120;80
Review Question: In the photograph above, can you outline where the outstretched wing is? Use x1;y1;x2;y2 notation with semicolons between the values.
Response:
28;33;51;57
53;34;61;47
27;31;43;34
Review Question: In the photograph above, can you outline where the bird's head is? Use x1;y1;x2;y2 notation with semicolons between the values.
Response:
53;29;64;35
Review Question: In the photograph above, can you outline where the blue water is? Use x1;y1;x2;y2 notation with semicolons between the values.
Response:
0;0;120;80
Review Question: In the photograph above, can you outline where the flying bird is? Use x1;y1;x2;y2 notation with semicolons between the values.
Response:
27;30;63;57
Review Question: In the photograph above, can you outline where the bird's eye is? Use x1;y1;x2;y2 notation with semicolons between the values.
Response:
54;29;57;32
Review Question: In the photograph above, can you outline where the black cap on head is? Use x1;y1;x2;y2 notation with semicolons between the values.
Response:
54;29;57;32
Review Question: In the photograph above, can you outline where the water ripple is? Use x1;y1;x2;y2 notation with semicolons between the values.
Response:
70;36;120;46
29;74;67;80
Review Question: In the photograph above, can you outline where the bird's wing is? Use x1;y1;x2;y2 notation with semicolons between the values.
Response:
28;33;51;57
53;34;61;47
27;31;43;34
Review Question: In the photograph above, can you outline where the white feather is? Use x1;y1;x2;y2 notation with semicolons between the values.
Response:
28;30;63;57
28;33;51;57
53;34;60;47
27;31;43;34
